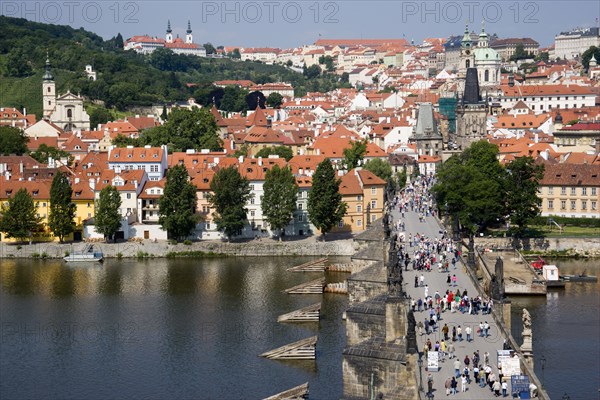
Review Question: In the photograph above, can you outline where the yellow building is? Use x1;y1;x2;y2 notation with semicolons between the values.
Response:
539;163;600;219
0;180;54;242
71;179;95;240
335;168;386;232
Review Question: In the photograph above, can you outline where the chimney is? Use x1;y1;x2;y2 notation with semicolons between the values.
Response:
534;132;539;143
258;157;263;166
19;162;23;174
75;177;80;184
23;108;26;116
316;149;321;155
214;157;220;165
89;178;96;191
134;180;138;188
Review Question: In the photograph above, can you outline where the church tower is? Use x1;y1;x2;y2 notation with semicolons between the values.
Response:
166;20;173;43
185;20;193;44
42;54;56;119
455;68;487;150
459;23;475;78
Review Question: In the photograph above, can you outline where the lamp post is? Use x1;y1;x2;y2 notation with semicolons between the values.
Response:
417;356;423;392
366;203;371;228
540;355;546;388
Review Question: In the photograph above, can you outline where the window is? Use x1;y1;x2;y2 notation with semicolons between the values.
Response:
357;195;363;201
548;187;553;195
250;198;255;205
582;200;587;210
371;200;377;209
297;203;303;210
592;188;597;196
298;214;303;222
372;215;376;222
127;193;131;199
150;165;158;173
484;69;489;82
42;203;46;207
561;187;566;195
87;202;91;208
570;200;576;210
338;220;344;228
250;184;254;190
250;210;255;217
67;109;72;118
548;200;554;209
582;187;587;196
561;200;566;210
592;201;597;210
206;222;210;230
570;187;576;196
357;205;362;213
371;187;376;195
357;219;362;227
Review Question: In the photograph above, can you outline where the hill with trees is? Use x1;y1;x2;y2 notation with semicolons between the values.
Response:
0;16;347;120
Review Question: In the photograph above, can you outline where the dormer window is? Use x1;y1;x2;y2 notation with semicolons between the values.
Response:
114;154;119;158
33;191;39;196
140;154;145;158
153;154;158;158
127;154;132;158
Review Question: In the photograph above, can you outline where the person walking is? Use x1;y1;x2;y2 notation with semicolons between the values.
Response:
427;373;433;396
444;377;452;396
457;325;463;341
451;376;458;395
440;340;447;362
447;341;455;360
452;326;457;342
417;321;424;336
453;359;461;378
501;380;508;397
460;374;467;392
419;274;425;287
451;274;457;287
414;275;418;288
479;322;485;337
483;321;490;337
442;323;449;341
492;380;501;397
465;326;472;342
484;351;490;366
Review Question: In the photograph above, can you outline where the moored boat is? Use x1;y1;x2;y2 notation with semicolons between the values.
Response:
64;244;103;263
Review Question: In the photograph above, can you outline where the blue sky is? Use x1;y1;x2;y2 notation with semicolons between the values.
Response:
2;1;599;48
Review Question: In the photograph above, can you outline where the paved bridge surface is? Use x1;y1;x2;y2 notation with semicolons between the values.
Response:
390;205;514;399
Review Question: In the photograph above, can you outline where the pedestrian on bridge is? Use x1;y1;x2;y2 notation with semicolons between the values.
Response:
451;274;457;287
442;324;449;341
465;326;472;342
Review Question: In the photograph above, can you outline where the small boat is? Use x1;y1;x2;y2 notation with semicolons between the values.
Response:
562;274;598;282
64;244;103;263
542;265;565;289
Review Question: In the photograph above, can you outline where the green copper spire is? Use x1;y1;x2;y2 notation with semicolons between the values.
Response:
43;52;54;81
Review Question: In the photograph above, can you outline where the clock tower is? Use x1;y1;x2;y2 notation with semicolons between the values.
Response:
459;23;475;78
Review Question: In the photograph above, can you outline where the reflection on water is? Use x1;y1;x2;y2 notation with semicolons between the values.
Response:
510;258;600;400
0;257;349;400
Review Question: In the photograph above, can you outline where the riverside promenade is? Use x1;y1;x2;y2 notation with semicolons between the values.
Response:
389;204;518;398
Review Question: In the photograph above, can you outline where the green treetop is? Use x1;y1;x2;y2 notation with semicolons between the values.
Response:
208;166;251;240
307;159;347;238
159;164;201;241
94;185;122;242
261;165;298;240
0;188;42;243
48;172;76;243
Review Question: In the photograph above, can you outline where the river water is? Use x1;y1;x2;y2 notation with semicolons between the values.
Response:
510;258;600;400
1;257;598;400
0;257;349;400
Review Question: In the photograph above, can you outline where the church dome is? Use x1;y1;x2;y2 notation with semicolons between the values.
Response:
474;47;499;62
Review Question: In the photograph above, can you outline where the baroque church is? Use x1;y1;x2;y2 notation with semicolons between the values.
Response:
458;22;501;87
42;56;91;131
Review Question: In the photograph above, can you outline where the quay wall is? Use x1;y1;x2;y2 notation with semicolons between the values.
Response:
0;239;357;259
475;237;600;257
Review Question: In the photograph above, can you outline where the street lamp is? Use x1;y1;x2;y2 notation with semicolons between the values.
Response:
540;355;546;388
417;356;423;392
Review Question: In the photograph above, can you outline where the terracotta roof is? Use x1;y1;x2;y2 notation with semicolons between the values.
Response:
539;163;600;186
0;180;51;199
108;146;164;163
501;84;595;97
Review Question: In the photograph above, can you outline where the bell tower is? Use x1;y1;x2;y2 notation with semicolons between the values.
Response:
42;54;56;119
166;20;173;43
459;23;474;78
185;20;193;44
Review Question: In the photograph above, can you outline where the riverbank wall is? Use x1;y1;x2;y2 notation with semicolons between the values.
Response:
475;236;600;257
0;238;358;259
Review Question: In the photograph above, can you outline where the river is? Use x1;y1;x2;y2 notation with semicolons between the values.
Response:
510;258;600;400
0;257;349;400
1;256;598;399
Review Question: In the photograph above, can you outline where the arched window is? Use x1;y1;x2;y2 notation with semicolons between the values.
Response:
67;109;73;118
47;87;51;93
484;69;489;82
466;60;470;69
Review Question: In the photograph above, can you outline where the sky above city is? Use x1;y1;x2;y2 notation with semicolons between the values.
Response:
2;1;599;48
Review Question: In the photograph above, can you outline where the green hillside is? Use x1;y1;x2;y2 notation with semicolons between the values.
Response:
0;16;345;121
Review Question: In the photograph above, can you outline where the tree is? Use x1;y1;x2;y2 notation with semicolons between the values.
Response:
29;144;72;164
307;160;347;238
510;44;529;61
159;164;200;241
88;107;113;129
230;48;241;59
286;60;293;67
0;126;28;155
261;165;297;240
318;55;335;72
114;33;124;49
48;172;76;242
140;107;222;152
266;92;284;108
160;105;168;121
343;140;367;170
582;46;600;70
304;64;321;79
432;141;505;253
255;146;294;161
504;156;545;236
246;91;266;110
0;188;42;243
94;185;122;242
203;43;216;55
208;166;251;240
364;158;393;181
